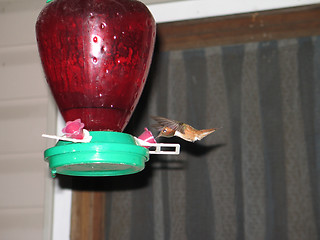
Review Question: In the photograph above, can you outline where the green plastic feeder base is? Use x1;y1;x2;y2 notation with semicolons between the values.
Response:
44;131;149;177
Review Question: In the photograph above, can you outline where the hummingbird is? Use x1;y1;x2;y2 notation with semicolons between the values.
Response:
151;116;219;142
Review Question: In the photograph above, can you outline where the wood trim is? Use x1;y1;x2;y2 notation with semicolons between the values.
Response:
70;4;320;239
70;191;106;240
157;4;320;51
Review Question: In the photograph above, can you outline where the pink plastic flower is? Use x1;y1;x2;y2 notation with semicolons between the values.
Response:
138;128;157;148
62;119;85;140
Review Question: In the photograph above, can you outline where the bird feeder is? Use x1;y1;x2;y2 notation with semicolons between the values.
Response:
37;0;178;177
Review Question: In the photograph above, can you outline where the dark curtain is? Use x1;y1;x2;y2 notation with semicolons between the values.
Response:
103;36;320;240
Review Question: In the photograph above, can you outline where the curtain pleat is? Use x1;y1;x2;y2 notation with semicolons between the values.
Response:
104;36;320;240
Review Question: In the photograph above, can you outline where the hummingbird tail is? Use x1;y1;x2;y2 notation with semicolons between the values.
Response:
198;128;218;140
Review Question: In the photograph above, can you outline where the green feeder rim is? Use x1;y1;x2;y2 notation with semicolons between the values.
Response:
44;131;149;177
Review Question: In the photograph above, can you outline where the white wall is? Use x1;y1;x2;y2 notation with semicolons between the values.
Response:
148;0;320;23
0;0;56;239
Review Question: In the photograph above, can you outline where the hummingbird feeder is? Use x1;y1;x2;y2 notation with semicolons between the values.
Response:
37;0;179;177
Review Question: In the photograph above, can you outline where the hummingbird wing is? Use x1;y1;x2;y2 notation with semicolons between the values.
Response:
151;116;185;134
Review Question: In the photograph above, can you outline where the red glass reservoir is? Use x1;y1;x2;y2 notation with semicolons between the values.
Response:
36;0;156;131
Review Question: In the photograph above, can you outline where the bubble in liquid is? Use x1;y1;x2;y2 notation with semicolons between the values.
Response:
100;22;106;29
101;46;106;52
89;13;95;20
92;57;98;63
93;36;98;43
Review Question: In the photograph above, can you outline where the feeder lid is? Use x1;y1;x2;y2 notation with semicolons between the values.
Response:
44;131;149;177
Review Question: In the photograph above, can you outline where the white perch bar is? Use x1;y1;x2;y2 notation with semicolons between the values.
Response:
42;129;92;143
134;137;180;155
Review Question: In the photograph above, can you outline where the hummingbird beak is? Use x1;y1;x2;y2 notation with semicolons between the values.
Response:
155;132;162;139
